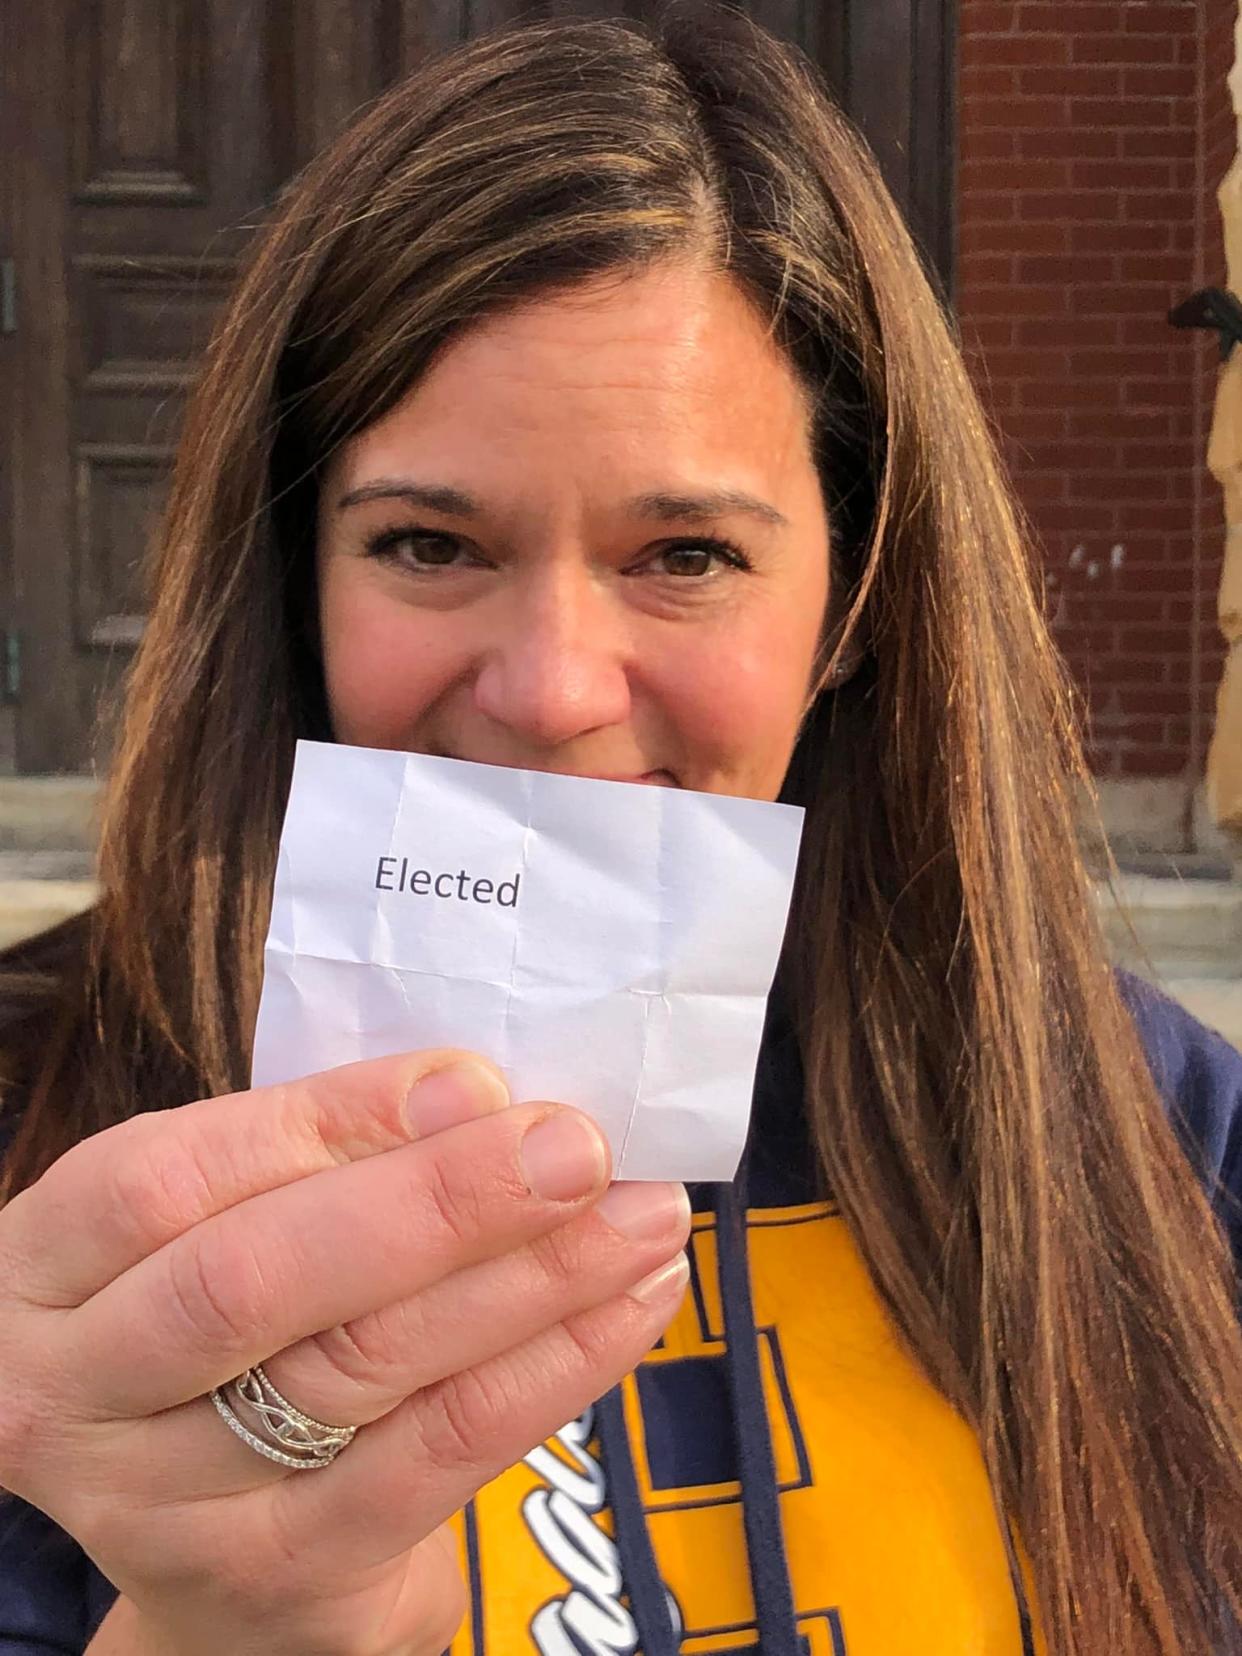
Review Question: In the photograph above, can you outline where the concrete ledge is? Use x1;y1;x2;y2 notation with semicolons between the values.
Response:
1160;979;1242;1049
0;782;1235;1050
1093;873;1242;979
0;880;97;951
1;775;1238;861
0;878;1235;1048
1078;777;1242;865
0;851;95;881
0;779;100;854
1119;968;1242;1051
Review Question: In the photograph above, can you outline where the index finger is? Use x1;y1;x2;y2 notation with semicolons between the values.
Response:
3;1050;509;1307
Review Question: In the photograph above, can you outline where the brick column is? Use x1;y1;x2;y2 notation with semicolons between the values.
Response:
957;2;1236;855
1207;4;1242;843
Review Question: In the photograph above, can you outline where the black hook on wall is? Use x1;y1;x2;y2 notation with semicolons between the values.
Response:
1169;287;1242;361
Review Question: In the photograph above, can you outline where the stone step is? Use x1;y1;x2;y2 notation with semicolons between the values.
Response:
1093;872;1242;980
0;850;96;881
0;781;99;949
0;784;1237;1046
0;879;97;951
3;879;1234;1046
1145;976;1242;1050
0;778;99;854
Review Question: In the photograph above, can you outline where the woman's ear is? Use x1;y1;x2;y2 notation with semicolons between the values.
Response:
802;631;867;712
803;550;869;709
793;652;861;734
813;647;864;693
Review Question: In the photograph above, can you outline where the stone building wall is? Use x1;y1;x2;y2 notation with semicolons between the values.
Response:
1207;5;1242;837
957;0;1234;849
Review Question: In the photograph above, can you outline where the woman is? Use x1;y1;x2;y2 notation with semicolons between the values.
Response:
0;11;1239;1655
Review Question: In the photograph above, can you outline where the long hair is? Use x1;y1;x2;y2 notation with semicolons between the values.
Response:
3;13;1239;1651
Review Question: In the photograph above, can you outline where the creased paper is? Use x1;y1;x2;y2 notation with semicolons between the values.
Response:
251;740;805;1181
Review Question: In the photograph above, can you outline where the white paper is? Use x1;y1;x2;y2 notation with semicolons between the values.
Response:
251;741;805;1181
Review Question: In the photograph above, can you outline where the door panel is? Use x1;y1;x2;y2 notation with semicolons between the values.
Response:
5;0;276;771
73;252;235;395
1;0;953;772
71;0;209;206
73;444;171;651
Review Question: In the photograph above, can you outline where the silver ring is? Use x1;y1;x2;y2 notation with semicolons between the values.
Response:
209;1364;357;1471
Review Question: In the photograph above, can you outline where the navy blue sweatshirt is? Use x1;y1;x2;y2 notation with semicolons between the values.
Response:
0;968;1239;1653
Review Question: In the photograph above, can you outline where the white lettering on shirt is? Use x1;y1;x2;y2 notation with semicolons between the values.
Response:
520;1406;681;1654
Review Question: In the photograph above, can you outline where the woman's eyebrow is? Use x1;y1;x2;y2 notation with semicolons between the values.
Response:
627;489;788;528
335;478;788;528
337;480;481;516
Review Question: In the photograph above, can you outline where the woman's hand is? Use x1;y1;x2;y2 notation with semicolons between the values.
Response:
0;1050;691;1655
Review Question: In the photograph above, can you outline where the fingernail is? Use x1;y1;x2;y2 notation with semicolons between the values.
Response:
520;1110;609;1202
595;1181;690;1242
628;1253;690;1305
404;1060;509;1137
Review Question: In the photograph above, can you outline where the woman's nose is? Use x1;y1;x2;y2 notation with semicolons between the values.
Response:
471;567;633;748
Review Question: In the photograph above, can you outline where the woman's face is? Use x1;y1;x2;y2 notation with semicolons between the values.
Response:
316;262;832;801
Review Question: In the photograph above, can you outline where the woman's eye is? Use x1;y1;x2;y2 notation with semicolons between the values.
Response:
367;529;467;569
649;538;751;579
363;529;750;581
660;546;716;578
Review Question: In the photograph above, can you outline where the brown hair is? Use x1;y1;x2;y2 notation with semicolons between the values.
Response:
3;12;1239;1651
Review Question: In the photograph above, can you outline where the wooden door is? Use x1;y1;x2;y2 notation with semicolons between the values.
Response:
1;0;289;774
0;0;953;774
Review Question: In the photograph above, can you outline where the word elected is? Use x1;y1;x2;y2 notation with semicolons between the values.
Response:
374;856;521;907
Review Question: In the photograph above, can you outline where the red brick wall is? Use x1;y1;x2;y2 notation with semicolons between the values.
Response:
957;0;1234;783
1198;1;1236;779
